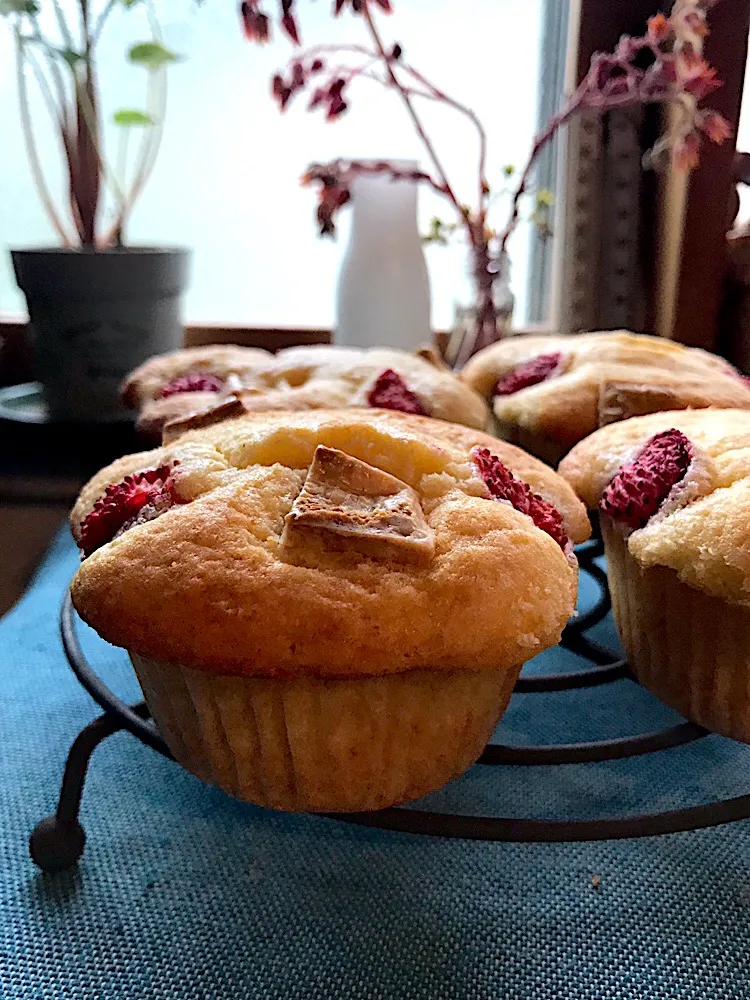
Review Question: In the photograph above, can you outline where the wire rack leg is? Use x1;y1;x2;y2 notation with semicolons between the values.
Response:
29;714;122;872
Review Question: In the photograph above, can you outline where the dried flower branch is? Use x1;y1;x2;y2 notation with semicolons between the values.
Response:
243;0;731;362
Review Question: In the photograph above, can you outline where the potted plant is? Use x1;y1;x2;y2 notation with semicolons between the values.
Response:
241;0;730;366
2;0;190;422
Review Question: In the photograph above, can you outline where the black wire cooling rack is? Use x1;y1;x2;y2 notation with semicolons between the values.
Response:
29;539;750;872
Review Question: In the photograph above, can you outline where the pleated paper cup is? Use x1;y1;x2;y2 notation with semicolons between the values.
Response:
602;519;750;743
130;654;521;812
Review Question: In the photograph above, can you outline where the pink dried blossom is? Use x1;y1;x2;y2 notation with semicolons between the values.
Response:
240;1;270;42
648;12;671;43
701;109;733;143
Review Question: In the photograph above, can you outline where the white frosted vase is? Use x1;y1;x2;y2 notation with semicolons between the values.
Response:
335;164;431;351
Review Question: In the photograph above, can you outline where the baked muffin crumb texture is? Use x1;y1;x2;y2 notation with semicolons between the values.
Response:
560;408;750;606
71;409;588;678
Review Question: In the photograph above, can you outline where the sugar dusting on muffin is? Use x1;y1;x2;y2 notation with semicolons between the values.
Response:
599;429;693;530
472;446;569;550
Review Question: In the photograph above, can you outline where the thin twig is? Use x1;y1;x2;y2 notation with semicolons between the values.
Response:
26;16;69;132
291;42;376;61
25;48;79;239
497;73;683;253
49;0;74;51
401;63;487;207
293;39;487;216
361;4;466;228
24;45;63;128
92;0;118;46
14;28;72;245
116;126;130;197
122;69;166;220
116;0;167;237
351;63;488;208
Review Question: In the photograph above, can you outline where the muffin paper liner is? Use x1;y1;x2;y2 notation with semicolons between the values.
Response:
130;655;521;812
602;519;750;744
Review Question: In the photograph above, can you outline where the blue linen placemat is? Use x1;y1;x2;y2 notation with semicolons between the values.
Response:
2;530;750;999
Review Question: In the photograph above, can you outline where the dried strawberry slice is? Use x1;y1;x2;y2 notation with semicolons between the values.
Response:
494;352;562;397
367;369;425;415
160;372;224;398
600;428;693;529
78;465;183;556
472;447;569;549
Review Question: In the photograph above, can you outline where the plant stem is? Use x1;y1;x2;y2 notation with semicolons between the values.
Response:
24;47;81;241
498;95;585;255
118;69;166;231
117;126;130;198
73;0;100;245
75;78;128;217
402;64;488;208
92;0;118;46
24;45;63;130
298;42;487;213
49;0;74;51
496;73;682;254
114;0;167;239
14;27;72;246
27;16;69;131
361;4;467;229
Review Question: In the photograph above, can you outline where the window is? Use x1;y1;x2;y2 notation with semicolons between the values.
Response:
0;0;555;330
734;29;750;225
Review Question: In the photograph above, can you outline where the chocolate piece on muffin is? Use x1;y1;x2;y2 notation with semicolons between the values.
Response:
70;409;588;812
461;330;750;465
560;408;750;743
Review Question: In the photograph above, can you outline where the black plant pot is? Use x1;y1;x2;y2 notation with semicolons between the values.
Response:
12;246;191;423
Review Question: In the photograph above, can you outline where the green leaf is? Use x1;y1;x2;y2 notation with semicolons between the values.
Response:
0;0;40;15
120;0;143;6
113;108;155;126
128;41;180;69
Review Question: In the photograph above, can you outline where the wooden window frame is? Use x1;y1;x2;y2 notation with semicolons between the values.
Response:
566;0;750;351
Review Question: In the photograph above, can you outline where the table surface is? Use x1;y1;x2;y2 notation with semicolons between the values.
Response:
0;412;144;616
3;532;750;999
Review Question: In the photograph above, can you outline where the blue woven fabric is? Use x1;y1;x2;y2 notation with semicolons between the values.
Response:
3;530;750;999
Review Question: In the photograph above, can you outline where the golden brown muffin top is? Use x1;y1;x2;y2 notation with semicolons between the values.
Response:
559;408;750;606
461;331;750;449
125;344;489;440
122;344;273;408
70;409;588;679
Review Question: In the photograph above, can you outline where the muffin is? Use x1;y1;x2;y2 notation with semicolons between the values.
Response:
461;330;750;465
70;409;588;812
560;408;750;742
129;343;489;443
122;344;273;439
